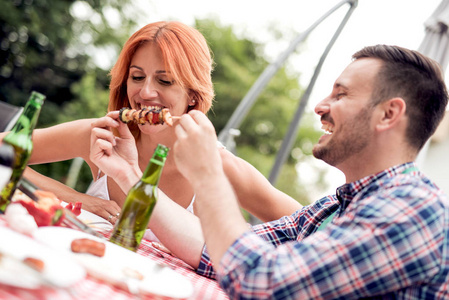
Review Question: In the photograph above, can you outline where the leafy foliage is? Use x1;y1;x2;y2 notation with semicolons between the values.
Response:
1;3;326;205
197;19;322;204
0;0;140;125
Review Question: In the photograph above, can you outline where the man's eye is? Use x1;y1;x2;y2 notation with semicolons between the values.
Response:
336;93;345;100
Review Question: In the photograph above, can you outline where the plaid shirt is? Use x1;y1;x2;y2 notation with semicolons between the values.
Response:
197;162;449;299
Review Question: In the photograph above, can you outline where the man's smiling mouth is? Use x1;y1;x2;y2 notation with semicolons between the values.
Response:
321;123;334;135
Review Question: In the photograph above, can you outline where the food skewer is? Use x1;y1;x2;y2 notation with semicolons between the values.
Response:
119;107;180;126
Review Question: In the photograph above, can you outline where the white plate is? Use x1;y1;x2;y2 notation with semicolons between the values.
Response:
77;209;113;232
62;201;113;232
34;227;194;299
0;226;86;289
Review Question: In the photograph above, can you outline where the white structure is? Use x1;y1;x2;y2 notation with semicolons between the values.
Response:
421;111;449;193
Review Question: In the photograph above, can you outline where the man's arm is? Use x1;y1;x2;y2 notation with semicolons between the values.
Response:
173;111;249;266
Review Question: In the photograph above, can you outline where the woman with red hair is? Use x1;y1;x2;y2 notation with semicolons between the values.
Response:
5;21;301;232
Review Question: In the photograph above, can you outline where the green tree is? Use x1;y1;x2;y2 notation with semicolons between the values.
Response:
197;19;322;205
1;3;326;205
0;0;141;126
0;0;143;191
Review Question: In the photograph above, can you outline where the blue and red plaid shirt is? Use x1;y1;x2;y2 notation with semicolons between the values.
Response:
197;162;449;299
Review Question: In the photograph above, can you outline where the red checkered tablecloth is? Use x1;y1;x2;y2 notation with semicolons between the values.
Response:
0;217;229;300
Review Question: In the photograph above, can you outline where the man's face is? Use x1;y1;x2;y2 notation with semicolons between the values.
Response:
312;58;383;169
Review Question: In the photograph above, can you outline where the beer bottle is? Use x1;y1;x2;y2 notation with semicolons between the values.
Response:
0;91;45;212
109;144;169;251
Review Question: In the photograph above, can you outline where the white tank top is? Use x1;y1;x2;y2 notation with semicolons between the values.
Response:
86;172;195;212
85;141;225;241
85;170;195;242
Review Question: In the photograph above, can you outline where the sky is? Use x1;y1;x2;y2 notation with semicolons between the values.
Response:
139;0;442;105
130;0;443;196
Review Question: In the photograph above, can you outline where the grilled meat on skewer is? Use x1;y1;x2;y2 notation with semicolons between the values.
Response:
119;107;173;126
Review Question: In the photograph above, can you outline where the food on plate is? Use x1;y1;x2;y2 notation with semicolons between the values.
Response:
123;267;144;280
119;107;174;126
4;203;38;235
71;238;106;257
23;257;45;272
64;202;82;216
0;251;44;273
12;190;65;226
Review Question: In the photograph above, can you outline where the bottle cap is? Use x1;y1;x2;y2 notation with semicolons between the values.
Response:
155;144;169;157
30;91;46;106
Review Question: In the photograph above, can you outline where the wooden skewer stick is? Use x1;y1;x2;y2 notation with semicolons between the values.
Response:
171;116;182;120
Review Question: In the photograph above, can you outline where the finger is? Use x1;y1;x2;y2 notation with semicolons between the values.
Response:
90;139;110;159
115;120;134;140
174;119;189;140
106;110;120;119
106;211;121;224
91;127;117;147
178;113;198;131
188;110;209;126
91;115;120;129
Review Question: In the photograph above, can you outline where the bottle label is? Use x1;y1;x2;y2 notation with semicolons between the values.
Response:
0;166;12;190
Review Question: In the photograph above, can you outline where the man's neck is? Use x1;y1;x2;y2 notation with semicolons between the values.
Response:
338;151;416;184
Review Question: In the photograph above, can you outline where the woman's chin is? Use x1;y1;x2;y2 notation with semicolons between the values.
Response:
139;123;170;135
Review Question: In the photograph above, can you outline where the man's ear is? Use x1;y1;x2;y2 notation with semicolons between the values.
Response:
376;97;406;131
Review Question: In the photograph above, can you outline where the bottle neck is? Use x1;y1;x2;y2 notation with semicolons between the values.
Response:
141;155;166;186
8;100;43;138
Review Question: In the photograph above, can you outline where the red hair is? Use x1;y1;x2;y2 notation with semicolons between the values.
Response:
108;21;214;135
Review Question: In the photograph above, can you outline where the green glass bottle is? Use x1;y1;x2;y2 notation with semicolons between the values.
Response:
0;91;45;212
109;144;169;251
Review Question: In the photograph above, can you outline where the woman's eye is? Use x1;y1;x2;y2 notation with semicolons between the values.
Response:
159;79;173;86
131;76;145;81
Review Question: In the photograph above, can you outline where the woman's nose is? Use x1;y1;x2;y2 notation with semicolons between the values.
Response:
140;80;158;99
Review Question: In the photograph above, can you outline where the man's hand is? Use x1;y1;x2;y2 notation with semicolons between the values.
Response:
173;110;223;189
173;110;249;266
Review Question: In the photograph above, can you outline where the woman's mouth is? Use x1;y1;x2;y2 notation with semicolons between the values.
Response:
137;103;166;111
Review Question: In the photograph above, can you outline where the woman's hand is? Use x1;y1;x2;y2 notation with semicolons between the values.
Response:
90;111;141;193
73;195;122;225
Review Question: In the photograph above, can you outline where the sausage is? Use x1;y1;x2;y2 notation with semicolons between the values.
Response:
71;238;106;257
23;257;45;272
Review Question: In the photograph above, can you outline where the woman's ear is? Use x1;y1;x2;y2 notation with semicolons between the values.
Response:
376;97;406;131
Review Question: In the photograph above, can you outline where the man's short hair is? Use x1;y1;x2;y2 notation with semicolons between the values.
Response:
353;44;448;151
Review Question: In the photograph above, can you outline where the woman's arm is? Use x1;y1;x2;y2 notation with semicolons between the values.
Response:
23;168;121;222
2;118;121;221
220;150;302;222
28;119;95;165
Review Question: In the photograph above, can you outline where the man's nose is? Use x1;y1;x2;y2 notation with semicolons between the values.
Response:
314;97;330;116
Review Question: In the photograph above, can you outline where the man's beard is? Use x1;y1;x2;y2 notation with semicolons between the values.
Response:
313;107;373;167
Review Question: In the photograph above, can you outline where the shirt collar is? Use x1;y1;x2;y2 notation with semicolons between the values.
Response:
335;161;418;212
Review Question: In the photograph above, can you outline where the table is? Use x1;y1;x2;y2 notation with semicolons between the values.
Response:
0;216;229;300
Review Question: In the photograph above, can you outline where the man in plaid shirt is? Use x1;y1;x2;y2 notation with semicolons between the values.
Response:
149;45;449;298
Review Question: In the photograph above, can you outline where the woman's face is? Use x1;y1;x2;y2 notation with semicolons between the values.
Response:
126;42;192;133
